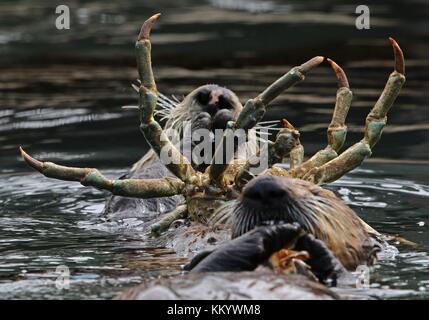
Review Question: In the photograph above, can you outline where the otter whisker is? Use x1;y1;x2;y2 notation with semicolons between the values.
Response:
121;105;139;110
132;83;140;93
253;131;272;137
171;95;182;103
254;125;281;130
257;120;281;125
255;123;279;127
255;137;270;144
158;93;179;109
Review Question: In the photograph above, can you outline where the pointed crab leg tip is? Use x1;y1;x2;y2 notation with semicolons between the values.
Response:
282;119;295;130
389;37;405;75
138;13;161;41
19;147;43;173
299;56;324;73
326;58;349;88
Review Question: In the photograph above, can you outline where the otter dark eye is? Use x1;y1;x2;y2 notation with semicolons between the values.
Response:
218;95;232;109
196;90;210;105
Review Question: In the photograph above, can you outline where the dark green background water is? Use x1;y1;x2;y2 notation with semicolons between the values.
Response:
0;0;428;299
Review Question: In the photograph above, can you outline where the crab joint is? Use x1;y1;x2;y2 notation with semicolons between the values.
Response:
235;128;298;190
208;56;323;186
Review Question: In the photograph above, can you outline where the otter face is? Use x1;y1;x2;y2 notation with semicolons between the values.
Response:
167;84;244;171
186;84;243;130
232;175;299;239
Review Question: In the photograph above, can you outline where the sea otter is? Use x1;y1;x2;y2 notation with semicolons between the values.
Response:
116;174;382;300
192;175;382;271
104;84;245;219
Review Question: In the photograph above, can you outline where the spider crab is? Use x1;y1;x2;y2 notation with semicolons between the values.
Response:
20;14;405;250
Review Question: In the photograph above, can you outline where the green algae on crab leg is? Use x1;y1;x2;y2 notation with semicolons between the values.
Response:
290;58;353;179
208;56;324;186
150;204;188;235
302;38;406;185
136;14;198;184
19;147;185;198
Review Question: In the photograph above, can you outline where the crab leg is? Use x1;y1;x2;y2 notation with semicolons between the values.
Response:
302;38;405;185
19;147;185;198
234;121;299;190
208;56;324;186
283;119;304;169
150;204;188;235
290;59;353;178
136;14;197;184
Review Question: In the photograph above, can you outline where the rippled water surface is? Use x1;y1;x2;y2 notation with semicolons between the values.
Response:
1;0;429;299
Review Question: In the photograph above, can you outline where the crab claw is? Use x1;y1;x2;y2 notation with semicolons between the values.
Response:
326;58;349;89
19;146;43;173
298;56;324;74
19;146;92;181
138;13;161;41
389;37;405;75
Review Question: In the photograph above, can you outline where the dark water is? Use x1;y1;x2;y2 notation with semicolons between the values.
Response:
1;0;429;299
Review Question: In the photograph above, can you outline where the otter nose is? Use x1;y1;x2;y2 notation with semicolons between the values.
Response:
242;176;288;207
208;89;222;106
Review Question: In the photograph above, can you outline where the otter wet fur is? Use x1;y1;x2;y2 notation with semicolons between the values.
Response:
20;13;405;268
232;176;381;270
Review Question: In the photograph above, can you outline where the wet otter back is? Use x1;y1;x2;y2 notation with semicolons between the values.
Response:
103;150;184;221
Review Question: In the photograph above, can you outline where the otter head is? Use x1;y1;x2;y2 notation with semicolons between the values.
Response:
166;84;242;134
185;84;243;130
232;175;379;270
232;175;301;239
165;84;244;172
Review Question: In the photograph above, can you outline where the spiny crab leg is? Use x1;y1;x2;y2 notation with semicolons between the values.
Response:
234;119;299;190
290;58;353;178
236;56;324;130
208;56;324;186
150;204;188;235
302;38;406;185
19;147;185;198
283;119;304;169
136;14;198;184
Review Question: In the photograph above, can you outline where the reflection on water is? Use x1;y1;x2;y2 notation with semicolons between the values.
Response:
1;0;429;299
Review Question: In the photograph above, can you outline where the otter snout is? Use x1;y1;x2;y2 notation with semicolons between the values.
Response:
232;176;297;238
242;175;291;209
